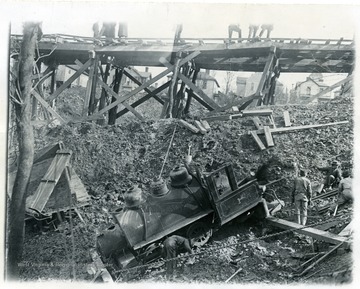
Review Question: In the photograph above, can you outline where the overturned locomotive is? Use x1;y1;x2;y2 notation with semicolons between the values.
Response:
91;163;269;281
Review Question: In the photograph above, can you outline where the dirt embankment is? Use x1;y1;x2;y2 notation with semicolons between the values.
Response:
19;91;353;282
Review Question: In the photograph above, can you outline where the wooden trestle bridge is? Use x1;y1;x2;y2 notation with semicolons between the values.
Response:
10;34;354;124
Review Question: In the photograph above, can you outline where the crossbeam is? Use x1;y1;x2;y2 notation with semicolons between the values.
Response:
87;51;201;120
32;90;66;124
48;59;92;102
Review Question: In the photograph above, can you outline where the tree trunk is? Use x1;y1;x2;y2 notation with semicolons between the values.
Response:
7;22;38;280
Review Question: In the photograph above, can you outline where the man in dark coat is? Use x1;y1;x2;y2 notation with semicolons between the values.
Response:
292;169;312;225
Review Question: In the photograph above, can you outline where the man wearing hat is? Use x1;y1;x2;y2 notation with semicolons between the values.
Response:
317;160;342;190
161;235;195;277
292;169;312;225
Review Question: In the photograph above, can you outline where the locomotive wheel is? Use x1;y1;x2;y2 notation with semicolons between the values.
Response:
186;221;213;247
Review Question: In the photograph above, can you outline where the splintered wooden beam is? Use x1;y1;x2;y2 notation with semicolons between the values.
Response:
48;58;92;102
283;111;291;127
266;217;351;247
200;120;211;131
249;121;349;135
250;131;266;150
263;126;274;147
194;120;207;134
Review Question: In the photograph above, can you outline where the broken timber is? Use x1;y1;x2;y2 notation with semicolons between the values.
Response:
263;126;274;147
283;111;291;127
250;131;266;151
249;121;349;136
266;217;351;248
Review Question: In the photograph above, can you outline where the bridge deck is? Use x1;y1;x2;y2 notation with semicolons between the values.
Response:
11;34;354;73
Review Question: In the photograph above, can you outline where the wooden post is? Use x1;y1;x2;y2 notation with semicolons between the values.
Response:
184;68;199;114
108;68;123;125
97;63;111;125
89;55;100;114
167;53;181;118
82;58;95;116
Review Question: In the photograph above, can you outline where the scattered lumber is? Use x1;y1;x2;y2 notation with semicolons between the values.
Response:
250;131;266;151
266;217;351;248
200;120;211;131
194;120;207;134
249;121;349;136
312;189;337;200
263;126;274;147
252;117;264;130
179;119;199;134
241;109;273;117
283;111;291;127
297;241;346;276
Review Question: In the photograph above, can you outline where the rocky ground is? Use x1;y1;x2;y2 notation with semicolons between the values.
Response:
10;87;354;283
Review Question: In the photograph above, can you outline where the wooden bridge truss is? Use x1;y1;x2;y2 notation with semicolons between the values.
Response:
9;34;354;125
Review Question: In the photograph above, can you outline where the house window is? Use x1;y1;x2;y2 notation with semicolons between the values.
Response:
306;87;311;95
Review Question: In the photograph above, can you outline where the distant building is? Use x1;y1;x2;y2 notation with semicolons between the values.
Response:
55;65;89;88
294;73;333;103
235;72;285;104
236;77;247;97
195;70;220;98
122;67;152;91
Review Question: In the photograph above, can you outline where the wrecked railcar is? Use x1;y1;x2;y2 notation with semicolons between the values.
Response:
91;163;269;280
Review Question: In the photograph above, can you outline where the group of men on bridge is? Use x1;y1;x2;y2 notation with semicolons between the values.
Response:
228;23;274;41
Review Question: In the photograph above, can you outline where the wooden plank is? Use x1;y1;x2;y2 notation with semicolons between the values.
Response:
179;119;199;134
159;58;220;110
200;120;211;131
186;90;214;111
266;217;351;247
250;121;349;135
306;75;353;104
255;47;276;98
32;91;66;124
241;109;273;116
252;117;264;130
249;131;266;150
29;152;72;212
69;167;90;203
209;93;258;114
97;78;144;121
48;59;92;102
338;221;352;237
232;106;239;112
87;51;201;120
283;111;291;127
263;126;274;147
194;120;207;134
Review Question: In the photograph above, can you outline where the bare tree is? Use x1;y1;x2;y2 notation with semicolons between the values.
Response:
7;22;40;279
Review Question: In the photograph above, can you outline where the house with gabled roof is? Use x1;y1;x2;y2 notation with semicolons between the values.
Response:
294;73;333;102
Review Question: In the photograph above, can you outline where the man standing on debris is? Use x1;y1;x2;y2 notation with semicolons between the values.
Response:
317;160;342;190
292;169;312;226
161;235;195;277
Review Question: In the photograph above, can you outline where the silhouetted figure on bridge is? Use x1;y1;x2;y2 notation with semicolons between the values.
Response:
99;22;116;42
228;24;242;42
248;24;259;39
259;24;274;39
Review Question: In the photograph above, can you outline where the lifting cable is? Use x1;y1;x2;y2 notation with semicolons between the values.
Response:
158;124;177;179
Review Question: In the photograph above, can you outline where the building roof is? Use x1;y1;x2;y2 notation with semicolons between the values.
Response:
295;76;329;90
196;72;220;87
